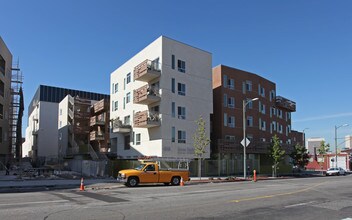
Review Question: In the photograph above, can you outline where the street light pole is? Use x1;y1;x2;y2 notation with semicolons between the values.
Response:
335;124;348;168
243;97;259;179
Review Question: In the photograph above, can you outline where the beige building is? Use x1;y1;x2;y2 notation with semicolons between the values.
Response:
0;37;13;166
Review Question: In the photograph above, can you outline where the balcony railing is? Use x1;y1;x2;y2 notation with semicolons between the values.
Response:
92;99;107;113
90;131;105;141
90;115;106;126
134;110;161;128
133;85;161;105
275;96;296;112
111;119;131;133
134;59;161;82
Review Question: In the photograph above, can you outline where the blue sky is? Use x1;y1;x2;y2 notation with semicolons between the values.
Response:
1;0;352;148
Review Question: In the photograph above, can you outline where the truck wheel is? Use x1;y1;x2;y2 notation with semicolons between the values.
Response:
171;177;180;186
127;177;139;187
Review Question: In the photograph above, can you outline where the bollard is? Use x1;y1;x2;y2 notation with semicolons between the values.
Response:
253;170;257;182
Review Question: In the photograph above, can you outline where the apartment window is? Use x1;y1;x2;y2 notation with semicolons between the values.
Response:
178;106;186;119
228;116;235;128
59;108;62;116
270;90;276;101
59;121;62;128
0;104;3;119
246;81;252;92
178;83;186;96
171;78;175;93
172;102;176;118
113;101;118;111
124;135;130;150
258;85;265;97
272;121;276;131
228;97;235;108
136;133;141;145
247;99;253;109
172;55;175;69
178;130;186;143
114;83;118;93
223;94;227;107
259;102;265;114
223;75;228;88
0;55;5;75
123;97;126;109
278;109;283;118
225;135;235;141
0;80;4;97
124;115;130;125
279;124;283;133
123;78;126;90
172;127;175;143
126;92;131;104
261;120;266;131
177;59;186;73
224;113;227;126
247;116;253;127
126;73;131;84
228;79;235;90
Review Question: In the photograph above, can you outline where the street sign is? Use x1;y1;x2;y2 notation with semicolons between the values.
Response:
241;138;250;147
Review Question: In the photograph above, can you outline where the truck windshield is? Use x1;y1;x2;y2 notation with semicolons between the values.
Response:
134;164;145;171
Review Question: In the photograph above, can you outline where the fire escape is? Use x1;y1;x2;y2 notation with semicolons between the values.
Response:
10;60;24;159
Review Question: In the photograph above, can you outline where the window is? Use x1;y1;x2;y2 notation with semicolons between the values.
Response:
178;106;186;119
172;102;175;118
178;83;186;96
270;90;276;101
258;85;265;97
223;94;227;107
59;121;62;128
0;80;4;97
145;164;155;171
177;59;186;73
246;81;252;92
171;78;175;93
59;108;62;116
136;133;141;145
278;109;283;118
259;102;265;114
126;73;131;84
228;116;235;128
223;75;228;88
172;55;175;69
224;113;227;126
124;115;130;125
172;127;175;143
113;101;118;111
123;97;125;109
114;83;118;93
246;99;253;109
225;135;235;141
178;130;186;143
247;116;253;127
272;121;276;131
228;79;235;90
126;92;131;104
124;135;130;150
261;120;266;131
123;78;126;90
228;97;235;108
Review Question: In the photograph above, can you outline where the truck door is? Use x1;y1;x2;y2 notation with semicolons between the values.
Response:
140;164;159;183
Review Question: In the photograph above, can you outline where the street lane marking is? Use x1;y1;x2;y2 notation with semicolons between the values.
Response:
0;200;67;207
284;201;316;208
231;182;325;203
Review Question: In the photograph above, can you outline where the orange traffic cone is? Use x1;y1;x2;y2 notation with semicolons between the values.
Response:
180;177;184;186
80;177;85;191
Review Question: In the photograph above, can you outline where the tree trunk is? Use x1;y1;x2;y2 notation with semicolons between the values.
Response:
198;157;202;180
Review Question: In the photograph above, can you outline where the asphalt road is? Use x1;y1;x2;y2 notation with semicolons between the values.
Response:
1;175;352;220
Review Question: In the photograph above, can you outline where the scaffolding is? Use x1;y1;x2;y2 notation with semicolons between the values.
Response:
10;59;23;159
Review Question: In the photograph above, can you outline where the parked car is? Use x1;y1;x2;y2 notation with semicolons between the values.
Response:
326;167;346;176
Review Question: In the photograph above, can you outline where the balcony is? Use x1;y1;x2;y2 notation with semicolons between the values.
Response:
90;131;105;141
134;59;161;82
133;85;161;105
275;96;296;112
32;130;39;135
92;99;107;114
134;110;161;128
90;115;105;126
112;119;131;133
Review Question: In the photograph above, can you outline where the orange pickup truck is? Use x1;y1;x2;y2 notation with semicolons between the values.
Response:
117;162;190;187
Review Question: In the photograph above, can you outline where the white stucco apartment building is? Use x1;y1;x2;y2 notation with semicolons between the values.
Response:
110;36;213;159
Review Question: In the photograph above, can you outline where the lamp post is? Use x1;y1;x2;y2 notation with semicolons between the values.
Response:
335;124;348;168
243;97;259;179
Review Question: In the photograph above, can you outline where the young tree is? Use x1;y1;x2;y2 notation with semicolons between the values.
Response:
269;135;286;177
290;144;309;170
193;115;210;180
317;141;330;155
